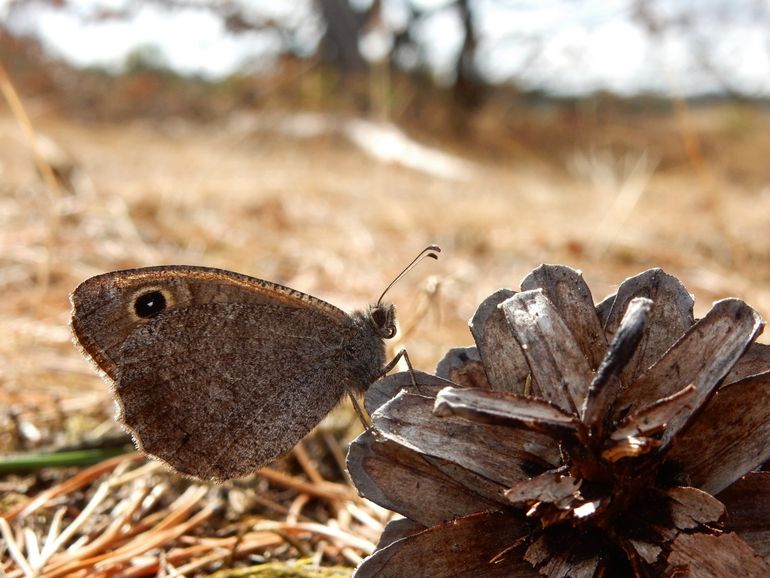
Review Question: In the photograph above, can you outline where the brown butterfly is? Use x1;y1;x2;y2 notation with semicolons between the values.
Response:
70;247;439;481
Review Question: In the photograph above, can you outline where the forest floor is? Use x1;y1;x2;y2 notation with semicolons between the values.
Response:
2;80;770;575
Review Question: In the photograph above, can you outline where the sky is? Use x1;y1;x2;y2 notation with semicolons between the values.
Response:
3;0;770;97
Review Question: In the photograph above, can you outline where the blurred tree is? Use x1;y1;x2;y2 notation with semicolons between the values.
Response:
2;0;769;115
317;0;369;72
630;0;770;99
452;0;485;126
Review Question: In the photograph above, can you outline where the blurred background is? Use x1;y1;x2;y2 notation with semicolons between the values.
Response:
1;0;770;532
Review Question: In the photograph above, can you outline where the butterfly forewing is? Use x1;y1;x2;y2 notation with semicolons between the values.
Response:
71;266;348;381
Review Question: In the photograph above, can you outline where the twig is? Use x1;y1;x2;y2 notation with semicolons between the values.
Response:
0;518;34;578
0;60;64;197
2;453;143;522
292;441;325;484
287;493;311;524
31;482;111;573
0;58;65;288
253;521;376;554
256;467;354;502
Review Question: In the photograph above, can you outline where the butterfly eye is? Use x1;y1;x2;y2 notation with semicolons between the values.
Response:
134;290;167;318
371;308;386;327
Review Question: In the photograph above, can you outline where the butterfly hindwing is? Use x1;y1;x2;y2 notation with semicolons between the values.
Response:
116;302;353;480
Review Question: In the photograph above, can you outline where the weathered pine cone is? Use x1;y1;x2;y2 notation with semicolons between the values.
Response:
347;265;770;577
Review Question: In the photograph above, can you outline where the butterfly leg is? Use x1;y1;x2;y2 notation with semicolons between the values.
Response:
347;390;372;431
351;349;418;436
379;348;418;389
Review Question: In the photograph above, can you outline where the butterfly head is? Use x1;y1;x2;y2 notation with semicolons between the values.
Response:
368;303;397;339
368;245;440;341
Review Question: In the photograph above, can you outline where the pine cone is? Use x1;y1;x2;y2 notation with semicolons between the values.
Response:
348;265;770;577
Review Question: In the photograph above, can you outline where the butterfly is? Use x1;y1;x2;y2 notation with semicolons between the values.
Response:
70;246;439;481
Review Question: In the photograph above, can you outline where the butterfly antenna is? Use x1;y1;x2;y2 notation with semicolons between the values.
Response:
376;245;441;306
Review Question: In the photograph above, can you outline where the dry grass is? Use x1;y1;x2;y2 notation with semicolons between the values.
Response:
1;444;390;577
2;64;770;575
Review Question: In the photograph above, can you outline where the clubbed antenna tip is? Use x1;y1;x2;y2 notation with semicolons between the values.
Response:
376;245;441;306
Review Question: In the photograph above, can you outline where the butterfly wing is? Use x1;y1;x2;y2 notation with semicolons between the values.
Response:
116;302;355;480
71;266;348;381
